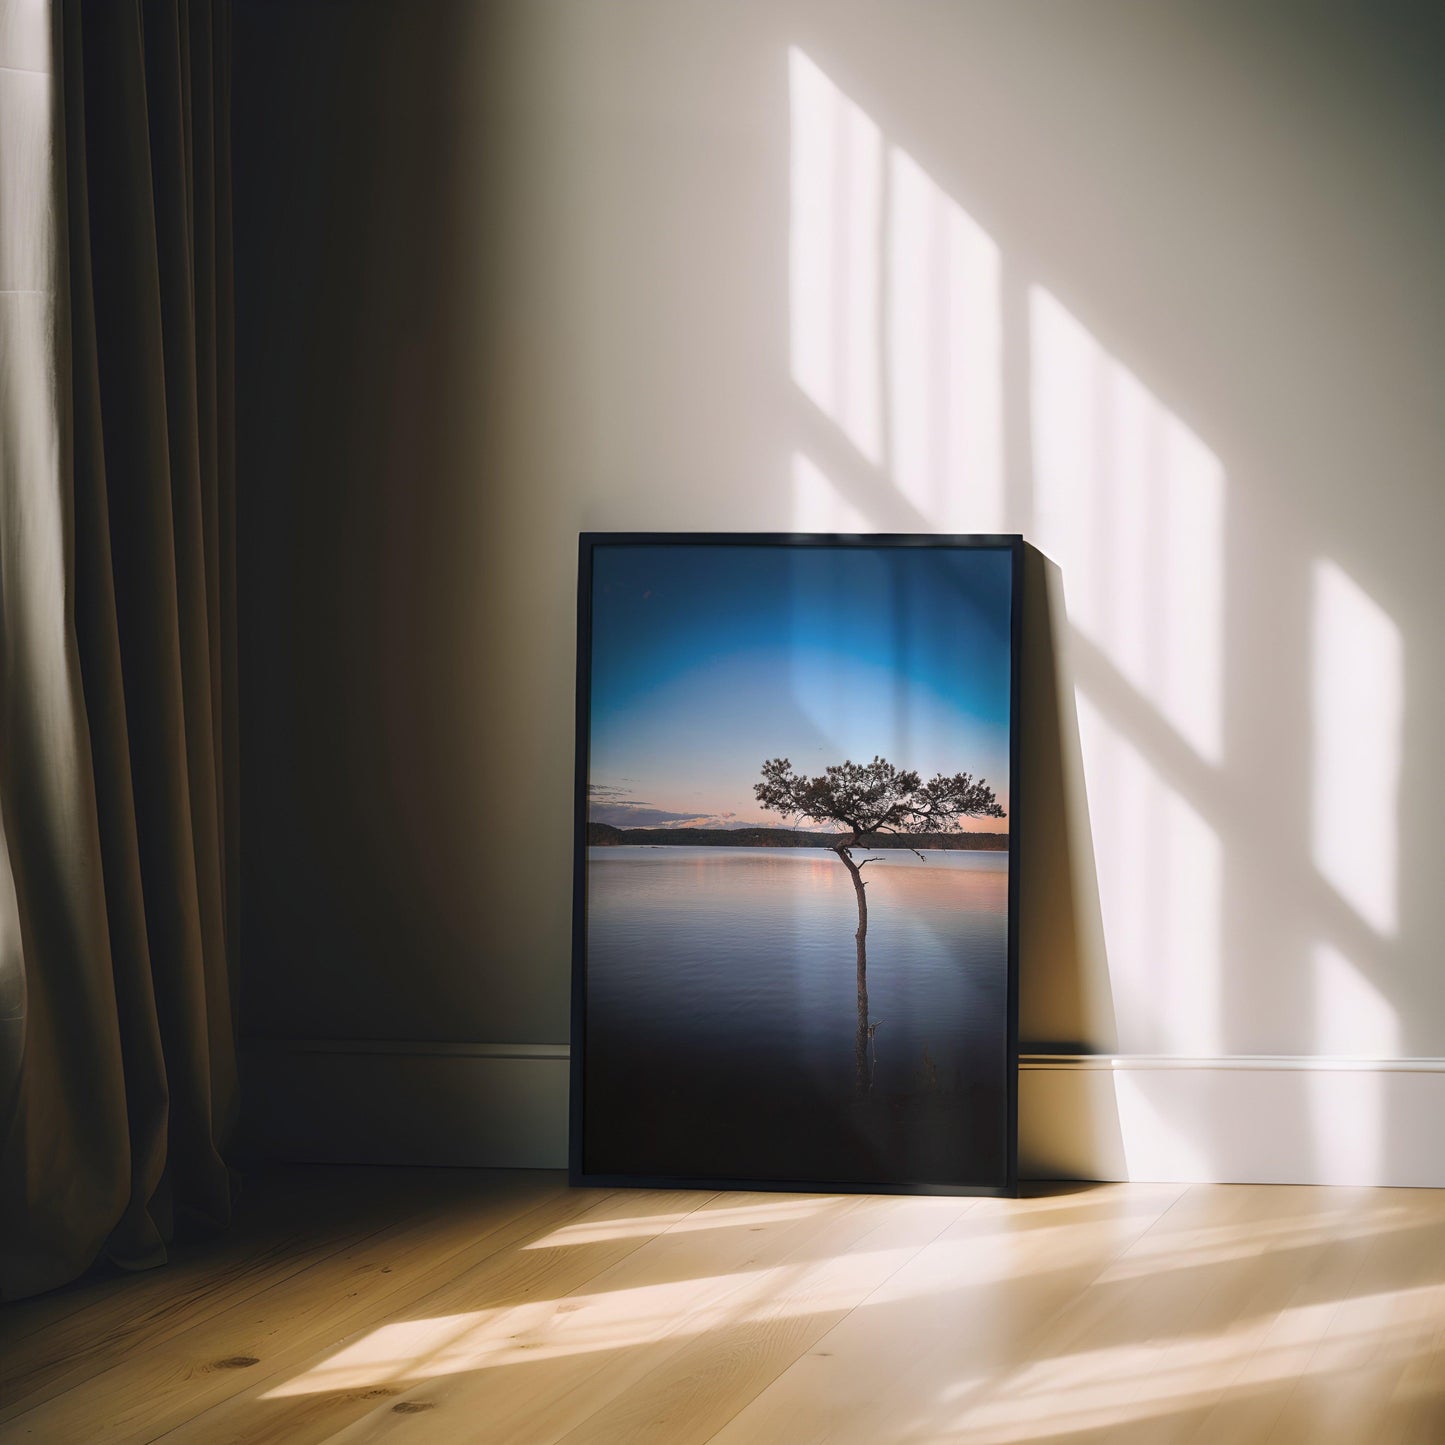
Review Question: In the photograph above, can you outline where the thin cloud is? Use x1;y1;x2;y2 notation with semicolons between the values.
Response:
591;804;715;828
589;785;744;830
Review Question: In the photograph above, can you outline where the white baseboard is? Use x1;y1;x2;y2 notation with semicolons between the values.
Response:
1020;1054;1445;1188
239;1041;1445;1188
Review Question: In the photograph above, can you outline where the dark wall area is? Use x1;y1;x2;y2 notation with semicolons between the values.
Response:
233;5;569;1044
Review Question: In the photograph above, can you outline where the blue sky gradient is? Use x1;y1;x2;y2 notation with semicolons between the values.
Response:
588;544;1014;830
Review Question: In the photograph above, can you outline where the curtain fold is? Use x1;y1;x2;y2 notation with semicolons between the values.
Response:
0;0;237;1300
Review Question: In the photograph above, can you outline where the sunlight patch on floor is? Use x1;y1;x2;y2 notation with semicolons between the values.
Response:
924;1283;1445;1443
524;1196;831;1249
1093;1199;1414;1282
262;1249;911;1398
261;1194;1427;1403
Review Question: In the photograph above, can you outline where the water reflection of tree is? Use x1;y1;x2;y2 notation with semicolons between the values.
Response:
755;757;1004;1094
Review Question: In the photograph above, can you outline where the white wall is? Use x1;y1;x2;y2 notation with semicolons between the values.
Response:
236;1;1445;1185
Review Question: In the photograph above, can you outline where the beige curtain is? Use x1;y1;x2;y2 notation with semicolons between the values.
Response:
0;0;238;1300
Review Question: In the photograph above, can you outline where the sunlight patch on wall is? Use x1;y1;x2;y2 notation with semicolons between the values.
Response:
1306;1066;1388;1187
789;51;1008;534
791;451;870;532
1112;1070;1211;1183
1076;691;1222;1056
1031;287;1225;765
1312;942;1398;1058
789;47;881;463
1310;560;1402;938
1307;942;1398;1185
886;149;1003;532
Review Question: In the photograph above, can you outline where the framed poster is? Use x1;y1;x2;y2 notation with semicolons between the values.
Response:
571;534;1021;1196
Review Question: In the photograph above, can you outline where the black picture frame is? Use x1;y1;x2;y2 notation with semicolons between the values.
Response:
570;532;1022;1198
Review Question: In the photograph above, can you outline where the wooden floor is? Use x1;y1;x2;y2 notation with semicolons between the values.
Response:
2;1169;1443;1444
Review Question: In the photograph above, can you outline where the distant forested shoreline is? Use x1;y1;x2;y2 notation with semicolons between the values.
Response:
587;822;1008;851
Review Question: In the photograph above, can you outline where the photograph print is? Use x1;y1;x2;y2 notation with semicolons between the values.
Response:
572;534;1021;1194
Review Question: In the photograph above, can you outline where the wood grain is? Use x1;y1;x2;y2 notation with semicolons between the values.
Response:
1;1170;1441;1445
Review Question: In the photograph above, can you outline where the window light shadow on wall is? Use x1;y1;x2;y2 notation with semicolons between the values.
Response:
1312;942;1398;1060
792;451;868;532
1309;942;1400;1184
1306;560;1404;1180
1030;286;1226;770
788;48;1227;1071
785;43;1413;1185
789;46;1005;537
1310;559;1403;941
1074;692;1222;1059
789;48;882;465
1109;1069;1213;1184
887;149;1004;533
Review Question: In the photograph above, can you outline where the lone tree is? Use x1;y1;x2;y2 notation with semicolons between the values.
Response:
755;756;1004;1094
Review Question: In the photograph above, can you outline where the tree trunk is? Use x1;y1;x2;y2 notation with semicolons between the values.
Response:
834;841;870;1095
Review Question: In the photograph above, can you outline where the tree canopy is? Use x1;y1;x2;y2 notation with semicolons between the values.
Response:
754;756;1004;840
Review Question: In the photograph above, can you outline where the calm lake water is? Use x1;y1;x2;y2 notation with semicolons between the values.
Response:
582;845;1010;1187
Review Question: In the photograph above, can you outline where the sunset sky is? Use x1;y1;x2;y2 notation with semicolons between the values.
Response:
587;543;1014;832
